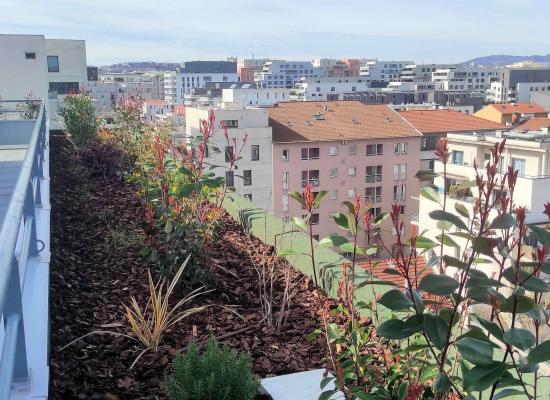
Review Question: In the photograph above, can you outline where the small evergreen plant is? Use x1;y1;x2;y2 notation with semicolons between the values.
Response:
166;339;260;400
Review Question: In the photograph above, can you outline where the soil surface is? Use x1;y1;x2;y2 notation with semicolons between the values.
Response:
49;136;332;399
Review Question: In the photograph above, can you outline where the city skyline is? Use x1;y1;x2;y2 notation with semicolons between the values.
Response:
2;0;550;65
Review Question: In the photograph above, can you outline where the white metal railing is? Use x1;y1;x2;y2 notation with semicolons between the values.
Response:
0;100;47;398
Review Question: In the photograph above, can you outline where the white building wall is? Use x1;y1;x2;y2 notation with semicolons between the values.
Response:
293;76;371;100
222;88;292;107
186;103;273;211
254;60;324;88
516;82;550;103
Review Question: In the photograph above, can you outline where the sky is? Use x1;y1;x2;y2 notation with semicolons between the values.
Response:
1;0;550;66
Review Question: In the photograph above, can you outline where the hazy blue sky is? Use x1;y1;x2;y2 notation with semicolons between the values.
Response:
2;0;549;66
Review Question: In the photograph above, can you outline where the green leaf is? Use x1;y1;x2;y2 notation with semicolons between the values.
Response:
502;267;550;292
318;235;348;247
397;381;409;400
529;224;550;245
179;182;195;197
527;340;550;365
372;212;388;225
326;323;343;341
402;314;425;337
320;376;334;390
415;235;438;249
291;216;308;231
456;337;494;366
471;237;497;258
354;392;375;400
276;248;309;257
436;233;460;248
420;186;440;203
377;319;409;339
419;274;459;296
500;295;538;314
463;362;507;392
332;212;349;229
319;389;338;400
312;190;328;209
476;315;504;340
378;289;413;311
454;202;470;218
289;191;305;207
429;210;468;230
423;314;449;349
164;220;173;234
415;170;439;181
489;213;516;230
503;328;535;351
442;255;467;269
492;389;526;400
340;242;357;253
434;372;451;394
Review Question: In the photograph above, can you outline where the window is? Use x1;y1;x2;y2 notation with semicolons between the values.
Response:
301;170;320;187
25;52;36;59
348;167;356;176
366;144;383;156
251;145;260;161
400;205;405;215
47;55;59;72
366;165;382;183
243;170;252;186
368;207;382;218
329;168;338;178
48;82;79;96
282;194;289;211
512;158;526;177
301;147;320;160
225;171;235;187
304;213;320;225
225;146;233;162
330;86;336;92
282;172;289;190
393;164;407;181
221;119;238;128
282;149;289;161
244;193;253;201
394;142;407;154
282;216;290;223
348;145;357;155
330;190;337;200
497;156;506;174
365;186;382;203
421;137;437;151
329;146;338;156
393;184;406;201
452;150;464;165
348;189;356;198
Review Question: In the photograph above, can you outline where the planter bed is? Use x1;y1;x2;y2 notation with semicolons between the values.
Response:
49;136;334;399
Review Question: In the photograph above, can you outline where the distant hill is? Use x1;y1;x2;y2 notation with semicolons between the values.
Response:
99;62;181;73
463;54;550;67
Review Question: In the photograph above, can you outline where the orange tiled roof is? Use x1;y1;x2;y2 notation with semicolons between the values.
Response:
399;109;505;134
358;257;432;289
486;103;548;115
268;101;422;143
514;117;550;131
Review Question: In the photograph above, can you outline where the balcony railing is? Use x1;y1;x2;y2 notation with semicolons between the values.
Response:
0;100;48;399
365;175;382;183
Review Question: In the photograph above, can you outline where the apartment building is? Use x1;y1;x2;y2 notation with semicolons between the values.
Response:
142;99;171;124
418;127;550;273
268;101;422;257
312;58;361;77
99;72;161;99
254;60;324;88
359;60;413;85
515;82;550;103
292;76;371;101
399;109;505;187
486;68;550;103
238;58;270;82
0;34;88;129
474;103;548;125
186;102;273;210
222;86;292;107
432;66;498;91
164;61;239;104
400;64;453;83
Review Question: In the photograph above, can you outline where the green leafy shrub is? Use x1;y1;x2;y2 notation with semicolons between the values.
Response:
58;91;99;147
166;339;260;400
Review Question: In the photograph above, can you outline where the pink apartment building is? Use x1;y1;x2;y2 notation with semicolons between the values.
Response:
268;101;422;258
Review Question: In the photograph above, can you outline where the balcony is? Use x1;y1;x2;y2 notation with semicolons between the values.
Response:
0;100;50;399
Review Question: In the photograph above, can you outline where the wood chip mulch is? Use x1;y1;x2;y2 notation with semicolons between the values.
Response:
49;136;334;399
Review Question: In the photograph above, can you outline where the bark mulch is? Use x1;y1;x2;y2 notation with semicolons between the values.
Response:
49;136;334;399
